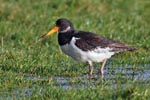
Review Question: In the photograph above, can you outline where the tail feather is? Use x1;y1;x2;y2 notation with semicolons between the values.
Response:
127;46;136;51
111;46;136;53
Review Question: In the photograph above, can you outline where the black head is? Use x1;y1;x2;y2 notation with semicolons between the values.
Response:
38;18;74;40
56;18;74;33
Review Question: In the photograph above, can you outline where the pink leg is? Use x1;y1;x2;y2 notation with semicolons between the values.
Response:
88;61;93;79
99;59;107;79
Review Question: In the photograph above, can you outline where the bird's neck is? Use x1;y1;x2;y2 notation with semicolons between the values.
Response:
58;31;75;46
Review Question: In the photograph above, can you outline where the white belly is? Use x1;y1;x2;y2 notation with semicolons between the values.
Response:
60;37;115;62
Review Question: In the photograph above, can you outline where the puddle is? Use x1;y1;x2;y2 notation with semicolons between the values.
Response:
1;64;150;99
22;64;150;90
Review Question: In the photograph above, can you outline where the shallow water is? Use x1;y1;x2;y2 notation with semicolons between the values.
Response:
1;64;150;99
53;67;150;90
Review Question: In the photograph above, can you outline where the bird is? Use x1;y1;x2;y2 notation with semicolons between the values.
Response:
39;18;136;79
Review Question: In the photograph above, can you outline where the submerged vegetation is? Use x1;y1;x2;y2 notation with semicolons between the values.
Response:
0;0;150;99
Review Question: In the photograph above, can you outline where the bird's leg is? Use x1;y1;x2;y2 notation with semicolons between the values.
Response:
88;61;93;79
99;59;107;79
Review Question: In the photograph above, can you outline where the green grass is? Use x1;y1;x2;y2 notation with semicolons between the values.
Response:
0;0;150;99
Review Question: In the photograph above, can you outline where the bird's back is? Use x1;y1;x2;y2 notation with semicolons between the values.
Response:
74;30;136;53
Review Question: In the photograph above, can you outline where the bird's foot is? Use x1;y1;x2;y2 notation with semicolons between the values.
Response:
88;74;94;80
99;69;104;80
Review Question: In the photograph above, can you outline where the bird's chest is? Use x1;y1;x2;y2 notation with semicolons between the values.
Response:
59;37;84;61
60;43;80;60
60;44;71;55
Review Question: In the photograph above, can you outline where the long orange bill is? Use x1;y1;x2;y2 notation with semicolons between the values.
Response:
38;26;59;41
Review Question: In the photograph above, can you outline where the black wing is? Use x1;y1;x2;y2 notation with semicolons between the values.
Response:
74;31;136;52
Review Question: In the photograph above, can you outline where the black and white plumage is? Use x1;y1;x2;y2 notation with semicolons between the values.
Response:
39;18;136;79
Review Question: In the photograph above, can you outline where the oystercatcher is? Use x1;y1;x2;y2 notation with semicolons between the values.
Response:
39;18;136;79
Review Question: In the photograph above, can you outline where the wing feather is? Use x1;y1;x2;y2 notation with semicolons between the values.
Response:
74;31;136;52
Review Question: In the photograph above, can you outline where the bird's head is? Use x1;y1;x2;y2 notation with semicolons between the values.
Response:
39;18;74;40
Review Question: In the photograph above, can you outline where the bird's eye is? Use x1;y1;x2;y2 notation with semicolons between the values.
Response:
61;22;65;25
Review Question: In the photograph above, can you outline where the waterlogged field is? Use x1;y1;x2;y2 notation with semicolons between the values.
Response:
0;0;150;99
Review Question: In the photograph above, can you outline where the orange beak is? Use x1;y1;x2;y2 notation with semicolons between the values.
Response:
38;26;59;41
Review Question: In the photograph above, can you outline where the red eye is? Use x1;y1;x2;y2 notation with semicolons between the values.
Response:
61;21;65;25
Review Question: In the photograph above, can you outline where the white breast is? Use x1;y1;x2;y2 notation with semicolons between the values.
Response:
60;37;115;62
